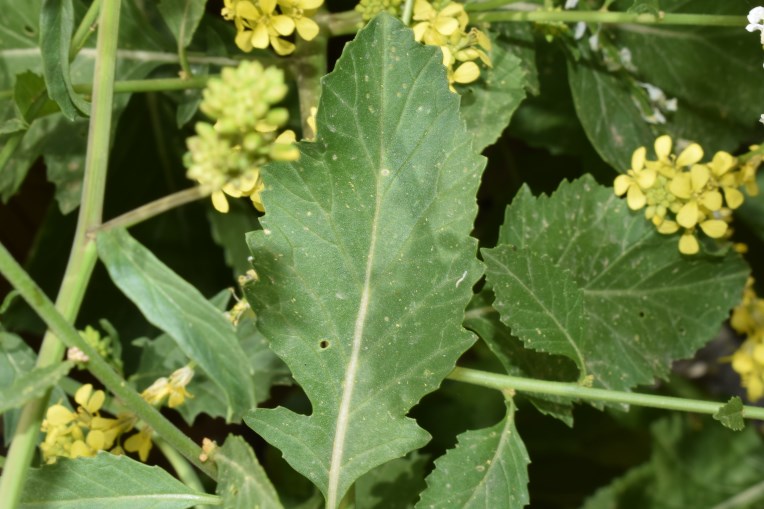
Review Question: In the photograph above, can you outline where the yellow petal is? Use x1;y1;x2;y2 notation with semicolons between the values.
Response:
275;129;296;144
235;1;259;18
676;143;703;167
452;61;480;84
70;440;94;459
732;351;754;373
669;174;692;200
300;0;324;9
295;16;319;40
86;390;105;414
689;164;709;191
250;23;270;49
635;168;656;190
657;220;679;234
630;146;646;171
699;219;728;238
440;2;465;17
413;0;435;19
699;190;722;211
433;17;459;36
676;200;699;228
711;151;736;176
271;15;295;36
211;191;230;213
75;384;93;407
270;36;295;55
87;430;106;451
654;135;672;160
46;405;76;426
679;232;699;255
753;343;764;364
613;175;630;196
626;185;646;210
259;0;276;13
724;187;744;209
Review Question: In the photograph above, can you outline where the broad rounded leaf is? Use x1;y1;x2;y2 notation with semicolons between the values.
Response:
243;14;484;508
490;176;748;392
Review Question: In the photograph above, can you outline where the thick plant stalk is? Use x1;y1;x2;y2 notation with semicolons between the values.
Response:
0;1;121;506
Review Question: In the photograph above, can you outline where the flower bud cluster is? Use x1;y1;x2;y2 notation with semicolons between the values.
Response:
411;0;492;91
613;136;760;255
222;0;323;55
730;278;764;401
184;61;299;213
355;0;403;21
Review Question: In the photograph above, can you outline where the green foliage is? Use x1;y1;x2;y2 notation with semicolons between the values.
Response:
582;415;764;509
39;0;90;119
244;14;483;507
214;435;283;509
0;361;72;413
713;396;745;431
97;228;256;421
416;401;530;508
19;454;219;508
488;176;749;392
157;0;208;50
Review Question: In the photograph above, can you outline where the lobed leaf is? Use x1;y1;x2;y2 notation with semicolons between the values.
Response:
713;396;745;432
97;228;256;421
243;14;484;508
416;401;530;509
488;176;748;392
214;435;283;509
19;453;219;509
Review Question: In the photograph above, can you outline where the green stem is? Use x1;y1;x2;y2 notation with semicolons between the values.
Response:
73;75;211;96
154;437;208;496
0;243;218;480
69;0;103;60
468;9;744;27
93;187;209;234
401;0;415;26
447;367;764;420
0;1;123;505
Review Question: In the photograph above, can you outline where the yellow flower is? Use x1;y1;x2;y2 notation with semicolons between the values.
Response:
708;151;744;209
614;146;656;210
141;366;195;408
229;0;296;55
278;0;323;41
412;0;467;46
124;427;153;462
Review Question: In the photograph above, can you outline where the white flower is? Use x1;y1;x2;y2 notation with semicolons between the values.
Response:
573;22;586;40
747;6;764;43
564;0;579;9
760;113;764;125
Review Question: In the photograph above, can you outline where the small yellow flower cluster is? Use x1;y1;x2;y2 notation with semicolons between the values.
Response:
355;0;402;21
411;0;492;91
614;136;760;255
40;384;136;464
184;61;299;213
222;0;323;55
41;367;196;463
730;278;764;401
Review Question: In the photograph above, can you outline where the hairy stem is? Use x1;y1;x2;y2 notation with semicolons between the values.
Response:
468;8;743;27
0;1;122;506
448;367;764;420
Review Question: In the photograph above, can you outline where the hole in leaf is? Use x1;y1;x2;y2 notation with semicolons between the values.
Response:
638;311;646;318
319;340;330;349
23;25;35;36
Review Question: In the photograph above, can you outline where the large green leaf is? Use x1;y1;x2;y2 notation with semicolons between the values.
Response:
487;176;748;392
19;453;220;508
97;228;256;421
582;415;764;509
39;0;90;120
416;401;529;509
243;14;484;508
214;435;283;509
